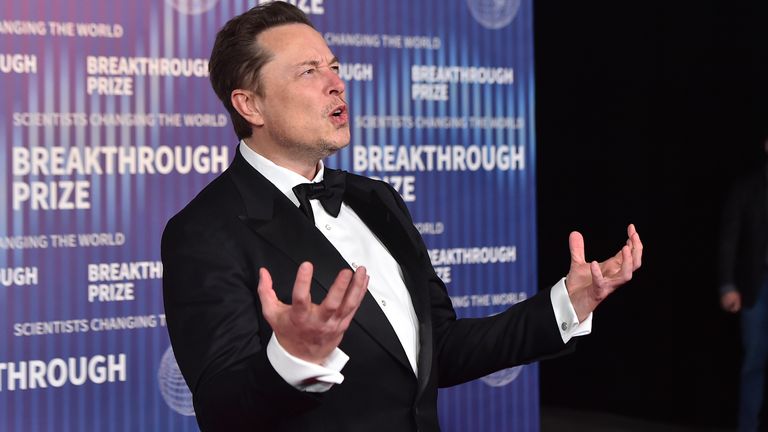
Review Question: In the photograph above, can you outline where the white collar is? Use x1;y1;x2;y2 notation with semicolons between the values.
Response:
238;140;324;208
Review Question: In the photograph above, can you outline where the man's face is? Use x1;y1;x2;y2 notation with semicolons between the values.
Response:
254;23;349;163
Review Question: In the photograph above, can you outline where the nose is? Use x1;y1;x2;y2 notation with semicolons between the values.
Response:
327;68;345;96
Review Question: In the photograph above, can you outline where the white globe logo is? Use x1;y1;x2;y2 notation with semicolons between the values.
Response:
158;346;196;416
480;364;523;387
466;0;522;30
165;0;220;15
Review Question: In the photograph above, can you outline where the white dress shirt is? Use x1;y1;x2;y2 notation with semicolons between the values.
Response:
238;141;591;393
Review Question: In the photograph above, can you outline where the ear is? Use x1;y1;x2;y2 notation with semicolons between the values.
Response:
231;89;265;127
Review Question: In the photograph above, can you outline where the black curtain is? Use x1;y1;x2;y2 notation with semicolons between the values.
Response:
535;0;768;427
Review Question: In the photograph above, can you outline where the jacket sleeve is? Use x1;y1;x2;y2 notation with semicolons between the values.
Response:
161;212;320;431
380;181;574;388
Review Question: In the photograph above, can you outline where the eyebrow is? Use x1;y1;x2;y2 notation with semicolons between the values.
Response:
295;56;340;68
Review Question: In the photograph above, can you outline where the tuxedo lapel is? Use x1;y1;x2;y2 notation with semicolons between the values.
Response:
246;197;350;291
342;178;429;316
343;176;434;391
227;153;412;372
229;152;346;290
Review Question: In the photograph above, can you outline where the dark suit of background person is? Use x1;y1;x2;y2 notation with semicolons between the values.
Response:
719;141;768;432
161;3;642;432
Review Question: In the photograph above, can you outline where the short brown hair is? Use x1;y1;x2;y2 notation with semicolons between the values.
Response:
209;2;313;139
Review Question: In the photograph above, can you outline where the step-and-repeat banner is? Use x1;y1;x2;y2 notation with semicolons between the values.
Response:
0;0;537;430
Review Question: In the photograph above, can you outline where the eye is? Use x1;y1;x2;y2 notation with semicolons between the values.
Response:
301;67;316;76
330;64;340;75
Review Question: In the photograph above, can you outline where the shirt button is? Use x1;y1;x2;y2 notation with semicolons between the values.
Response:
324;224;332;231
381;299;387;307
561;322;569;331
351;262;359;269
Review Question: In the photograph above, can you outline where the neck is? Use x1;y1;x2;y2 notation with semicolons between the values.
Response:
243;137;320;180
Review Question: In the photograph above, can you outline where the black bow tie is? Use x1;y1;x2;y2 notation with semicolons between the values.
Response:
292;169;346;221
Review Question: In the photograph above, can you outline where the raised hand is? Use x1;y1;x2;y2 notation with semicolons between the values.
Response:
257;262;369;364
565;224;643;321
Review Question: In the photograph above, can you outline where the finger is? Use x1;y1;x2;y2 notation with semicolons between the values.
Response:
339;271;370;329
625;224;636;248
627;223;637;238
291;262;315;314
630;232;643;270
619;245;633;281
319;268;354;320
337;266;369;320
611;248;624;262
589;260;605;293
257;267;279;321
569;231;586;264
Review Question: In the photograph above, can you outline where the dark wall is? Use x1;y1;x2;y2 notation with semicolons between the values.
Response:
535;1;768;427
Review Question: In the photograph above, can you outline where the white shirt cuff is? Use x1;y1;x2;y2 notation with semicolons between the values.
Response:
266;333;349;393
550;277;593;344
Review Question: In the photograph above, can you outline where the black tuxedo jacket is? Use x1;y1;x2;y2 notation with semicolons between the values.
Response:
719;166;768;308
162;149;572;431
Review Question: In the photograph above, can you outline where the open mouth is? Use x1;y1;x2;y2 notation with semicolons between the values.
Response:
329;105;348;124
331;106;346;117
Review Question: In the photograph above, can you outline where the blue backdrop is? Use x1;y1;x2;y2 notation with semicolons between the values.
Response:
0;0;538;430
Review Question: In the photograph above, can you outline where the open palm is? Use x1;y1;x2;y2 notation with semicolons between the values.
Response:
565;224;643;321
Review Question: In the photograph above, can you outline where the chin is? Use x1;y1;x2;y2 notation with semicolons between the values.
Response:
329;133;351;150
337;137;351;149
320;142;348;158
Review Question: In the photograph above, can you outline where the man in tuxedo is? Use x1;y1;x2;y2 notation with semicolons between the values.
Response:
161;3;643;431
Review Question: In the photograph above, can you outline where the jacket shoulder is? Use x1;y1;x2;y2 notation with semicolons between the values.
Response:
164;170;242;235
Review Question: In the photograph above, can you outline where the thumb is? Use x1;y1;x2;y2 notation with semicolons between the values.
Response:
569;231;586;265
